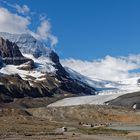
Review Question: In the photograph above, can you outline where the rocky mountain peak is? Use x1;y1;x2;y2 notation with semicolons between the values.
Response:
0;32;51;58
0;33;69;77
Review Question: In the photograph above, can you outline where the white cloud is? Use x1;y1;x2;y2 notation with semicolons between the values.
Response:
48;34;58;47
36;20;58;46
61;55;140;81
37;20;50;40
0;7;30;34
0;6;58;46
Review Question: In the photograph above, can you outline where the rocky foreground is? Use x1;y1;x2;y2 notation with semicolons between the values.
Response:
0;100;140;140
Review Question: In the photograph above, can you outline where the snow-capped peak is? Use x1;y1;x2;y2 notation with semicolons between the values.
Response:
0;32;52;57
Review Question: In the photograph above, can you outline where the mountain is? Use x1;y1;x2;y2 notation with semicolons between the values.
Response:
0;32;50;57
0;32;68;77
0;33;95;102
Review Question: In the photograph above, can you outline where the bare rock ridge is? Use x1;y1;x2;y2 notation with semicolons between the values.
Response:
49;51;69;78
0;37;33;65
0;35;95;102
108;91;140;109
0;57;3;68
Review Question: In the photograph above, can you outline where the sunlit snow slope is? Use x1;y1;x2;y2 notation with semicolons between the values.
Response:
65;67;140;95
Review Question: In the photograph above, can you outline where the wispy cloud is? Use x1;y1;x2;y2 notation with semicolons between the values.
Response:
61;55;140;81
0;1;58;47
0;0;30;15
14;4;30;14
36;19;58;46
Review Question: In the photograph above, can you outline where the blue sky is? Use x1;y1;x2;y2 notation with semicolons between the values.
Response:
1;0;140;60
1;0;140;80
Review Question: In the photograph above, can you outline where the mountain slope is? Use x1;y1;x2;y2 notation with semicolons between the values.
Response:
64;67;140;95
108;91;140;109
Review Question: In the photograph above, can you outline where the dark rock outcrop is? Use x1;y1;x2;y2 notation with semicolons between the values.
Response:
0;37;33;65
49;51;69;78
0;37;22;57
0;57;3;68
0;74;53;102
108;92;140;109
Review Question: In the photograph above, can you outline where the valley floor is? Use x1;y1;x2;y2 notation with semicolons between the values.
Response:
1;132;140;140
0;99;140;140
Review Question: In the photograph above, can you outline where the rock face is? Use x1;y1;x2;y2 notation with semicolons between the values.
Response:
0;57;3;68
0;37;22;57
0;73;95;102
0;35;96;103
49;51;69;78
0;37;33;65
108;92;140;109
0;74;53;102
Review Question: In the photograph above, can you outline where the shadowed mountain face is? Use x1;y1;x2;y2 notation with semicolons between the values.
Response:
0;37;23;57
0;37;32;65
0;36;95;102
